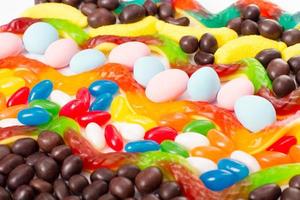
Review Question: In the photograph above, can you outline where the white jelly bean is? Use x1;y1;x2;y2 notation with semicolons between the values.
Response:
49;90;72;107
0;118;22;128
175;132;210;150
230;150;261;173
187;157;217;175
113;122;145;141
85;122;106;150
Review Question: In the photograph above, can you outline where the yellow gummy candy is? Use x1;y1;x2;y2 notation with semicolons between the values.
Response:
282;43;300;61
214;35;287;64
124;114;157;131
22;3;87;28
0;77;25;97
0;69;14;78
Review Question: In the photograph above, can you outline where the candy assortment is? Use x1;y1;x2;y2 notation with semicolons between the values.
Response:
0;0;300;199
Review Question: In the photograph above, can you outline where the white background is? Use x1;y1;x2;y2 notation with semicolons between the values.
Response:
0;0;300;25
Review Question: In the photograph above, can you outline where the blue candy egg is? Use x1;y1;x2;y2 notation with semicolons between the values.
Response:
200;169;237;191
187;67;221;102
234;95;276;132
125;140;160;153
23;22;59;54
70;49;106;73
18;107;51;126
218;158;249;182
133;56;165;87
28;80;53;102
89;80;119;97
90;93;113;111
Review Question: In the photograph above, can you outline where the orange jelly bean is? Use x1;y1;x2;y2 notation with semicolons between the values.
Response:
0;104;28;119
207;129;235;153
190;146;228;163
159;112;192;131
254;151;292;169
288;145;300;162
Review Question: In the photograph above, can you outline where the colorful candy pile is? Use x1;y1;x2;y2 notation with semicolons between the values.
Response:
1;0;300;199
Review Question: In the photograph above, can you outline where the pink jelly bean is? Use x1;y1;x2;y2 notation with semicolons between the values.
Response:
104;124;124;152
77;111;111;127
6;86;30;107
144;126;178;144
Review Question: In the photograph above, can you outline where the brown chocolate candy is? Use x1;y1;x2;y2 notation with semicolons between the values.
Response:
80;3;98;16
242;4;260;21
159;181;182;200
289;175;300;189
227;17;242;34
119;5;146;24
164;17;190;26
54;179;70;200
50;145;72;162
158;3;174;19
26;152;47;166
179;35;199;54
282;29;300;46
82;180;108;200
37;131;64;153
0;145;11;160
143;0;157;16
13;185;34;200
88;8;116;28
7;164;34;190
30;178;53;193
117;164;140;181
194;51;214;65
281;187;300;200
61;155;83;180
255;48;281;67
98;193;118;200
69;174;89;195
91;168;115;182
0;154;24;175
248;183;281;200
258;19;282;40
272;75;296;98
135;167;162;194
241;19;258;35
288;56;300;74
296;71;300;85
0;187;11;200
97;0;119;10
109;177;134;199
267;58;290;80
35;193;56;200
11;138;38;157
62;0;80;7
35;157;59;182
199;33;218;54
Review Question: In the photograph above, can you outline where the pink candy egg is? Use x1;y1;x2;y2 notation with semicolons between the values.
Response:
146;69;189;103
0;33;23;59
217;77;254;110
108;42;150;69
44;39;79;68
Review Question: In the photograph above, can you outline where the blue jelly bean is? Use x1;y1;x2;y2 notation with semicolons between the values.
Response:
23;22;59;54
200;169;237;191
125;140;160;153
18;107;51;126
90;93;113;111
218;158;249;182
28;80;53;102
89;80;119;97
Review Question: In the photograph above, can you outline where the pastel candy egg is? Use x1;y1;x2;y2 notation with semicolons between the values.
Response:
44;39;79;68
217;77;254;110
133;56;165;87
187;67;221;102
108;42;151;69
234;95;276;132
187;157;217;175
146;69;189;103
175;132;210;150
0;33;23;59
70;49;106;73
18;107;51;126
23;22;59;54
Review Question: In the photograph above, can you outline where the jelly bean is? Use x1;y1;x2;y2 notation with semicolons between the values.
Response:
200;169;237;191
29;99;60;116
104;124;124;152
217;77;254;110
160;140;189;158
18;107;51;126
108;42;151;68
59;99;88;119
28;80;53;102
0;93;6;111
85;122;106;150
183;120;216;136
69;49;106;73
76;87;91;110
218;158;249;182
124;114;157;131
207;129;235;153
6;87;29;107
49;90;72;107
267;136;297;154
0;105;28;120
110;95;135;121
44;38;79;68
0;77;25;97
230;150;261;173
186;157;217;175
288;145;300;162
187;67;221;102
133;56;165;87
40;116;80;136
234;95;276;132
254;151;292;169
89;80;119;97
23;22;59;54
158;112;190;132
144;126;177;144
90;93;113;111
125;140;160;153
77;111;111;127
0;118;23;128
175;132;210;151
191;146;228;163
145;69;189;103
114;122;145;141
0;33;23;59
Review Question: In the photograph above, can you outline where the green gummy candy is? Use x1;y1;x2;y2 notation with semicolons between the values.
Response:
39;116;80;136
278;12;297;30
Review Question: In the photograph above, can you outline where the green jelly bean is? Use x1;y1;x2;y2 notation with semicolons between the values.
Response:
160;140;189;158
183;119;216;136
241;58;272;92
43;18;89;45
29;99;60;117
188;6;240;28
39;116;80;136
278;12;298;30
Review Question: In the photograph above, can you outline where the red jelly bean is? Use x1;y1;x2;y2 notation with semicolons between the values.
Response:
6;87;30;107
77;111;111;127
104;124;123;152
59;99;88;119
267;136;297;154
76;87;91;110
144;126;178;144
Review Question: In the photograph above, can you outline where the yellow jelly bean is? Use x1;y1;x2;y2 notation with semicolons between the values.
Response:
0;77;25;97
124;114;157;131
110;95;135;121
89;16;157;37
156;20;238;46
282;43;300;61
22;3;87;28
0;69;14;77
215;35;287;64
